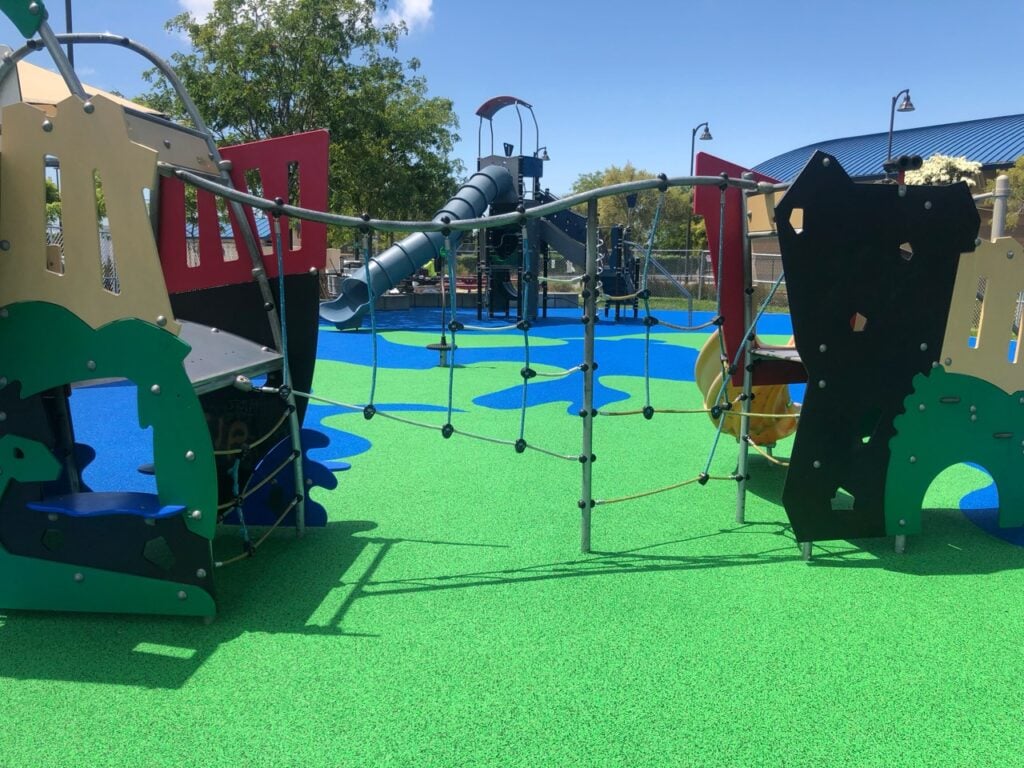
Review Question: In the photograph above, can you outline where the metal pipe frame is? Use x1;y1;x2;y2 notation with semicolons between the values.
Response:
171;165;759;235
580;199;598;553
735;175;755;525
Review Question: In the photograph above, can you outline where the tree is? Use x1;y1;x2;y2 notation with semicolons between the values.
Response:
570;163;706;253
139;0;463;243
45;173;107;225
904;154;982;187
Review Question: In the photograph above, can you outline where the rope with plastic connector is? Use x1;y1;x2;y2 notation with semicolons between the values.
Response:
657;316;721;332
537;273;586;286
594;473;735;506
516;220;532;450
744;435;790;467
271;208;290;388
533;364;583;378
215;494;301;567
283;387;578;461
444;232;459;431
598;406;713;417
361;226;380;408
700;183;743;475
714;185;730;366
459;320;520;332
213;406;291;456
639;188;668;415
216;448;300;511
700;270;786;477
225;458;252;553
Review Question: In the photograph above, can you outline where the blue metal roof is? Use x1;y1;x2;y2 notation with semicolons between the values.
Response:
753;114;1024;182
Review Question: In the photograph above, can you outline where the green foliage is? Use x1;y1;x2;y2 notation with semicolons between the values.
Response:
44;173;107;225
138;0;463;244
44;177;60;225
570;163;706;253
904;154;982;187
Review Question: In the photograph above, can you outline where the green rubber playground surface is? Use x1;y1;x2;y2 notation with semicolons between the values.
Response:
2;309;1023;767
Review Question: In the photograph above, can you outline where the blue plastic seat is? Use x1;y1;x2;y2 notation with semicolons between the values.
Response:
27;492;185;519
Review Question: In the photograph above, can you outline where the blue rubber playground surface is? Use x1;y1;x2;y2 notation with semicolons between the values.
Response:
3;307;1023;767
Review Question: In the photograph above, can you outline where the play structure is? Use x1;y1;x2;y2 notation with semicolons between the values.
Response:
1;2;1021;621
0;3;338;618
695;149;1019;556
320;96;643;330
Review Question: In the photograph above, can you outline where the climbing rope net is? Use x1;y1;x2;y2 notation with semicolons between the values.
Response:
173;165;802;553
5;30;798;559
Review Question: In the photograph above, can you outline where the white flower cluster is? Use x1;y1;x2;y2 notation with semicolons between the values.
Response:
904;154;983;187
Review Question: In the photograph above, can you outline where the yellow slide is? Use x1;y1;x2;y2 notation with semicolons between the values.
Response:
695;331;799;446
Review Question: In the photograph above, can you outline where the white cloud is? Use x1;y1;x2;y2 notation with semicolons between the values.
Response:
174;0;432;33
379;0;432;32
178;0;215;19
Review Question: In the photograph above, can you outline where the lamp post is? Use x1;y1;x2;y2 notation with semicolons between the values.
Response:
687;122;712;287
65;0;74;67
886;88;915;164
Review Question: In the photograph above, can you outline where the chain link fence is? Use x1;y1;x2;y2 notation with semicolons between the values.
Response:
47;225;121;294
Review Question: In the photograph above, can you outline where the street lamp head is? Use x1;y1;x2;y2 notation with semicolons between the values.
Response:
897;93;915;113
699;126;713;141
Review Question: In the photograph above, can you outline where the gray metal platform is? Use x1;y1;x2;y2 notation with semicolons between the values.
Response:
179;321;282;395
752;346;802;364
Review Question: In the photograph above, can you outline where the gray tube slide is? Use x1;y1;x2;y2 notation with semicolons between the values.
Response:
320;164;516;329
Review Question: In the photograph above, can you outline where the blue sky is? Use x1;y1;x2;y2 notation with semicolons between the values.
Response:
2;0;1021;195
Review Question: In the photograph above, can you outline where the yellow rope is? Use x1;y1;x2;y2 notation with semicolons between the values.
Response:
744;437;790;467
658;317;720;332
213;408;291;456
721;409;801;420
595;474;734;505
602;290;642;301
597;407;798;419
215;496;300;567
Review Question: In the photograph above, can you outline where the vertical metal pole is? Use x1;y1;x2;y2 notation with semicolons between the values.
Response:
992;174;1009;240
270;214;307;536
696;248;704;301
64;0;74;67
476;229;484;320
736;176;756;524
542;243;549;319
685;131;696;263
886;95;898;164
580;199;598;553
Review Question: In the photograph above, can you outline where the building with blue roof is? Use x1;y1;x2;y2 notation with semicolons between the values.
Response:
754;114;1024;182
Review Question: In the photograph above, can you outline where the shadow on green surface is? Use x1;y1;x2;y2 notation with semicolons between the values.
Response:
741;453;1024;575
0;458;1019;691
0;516;808;689
0;518;382;689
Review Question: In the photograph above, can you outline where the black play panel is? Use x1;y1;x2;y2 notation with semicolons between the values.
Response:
773;152;979;542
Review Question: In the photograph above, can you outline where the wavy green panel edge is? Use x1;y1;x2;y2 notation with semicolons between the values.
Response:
0;301;217;540
885;367;1024;536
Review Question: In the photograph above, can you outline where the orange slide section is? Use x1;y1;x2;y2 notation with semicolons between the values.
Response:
695;331;799;446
